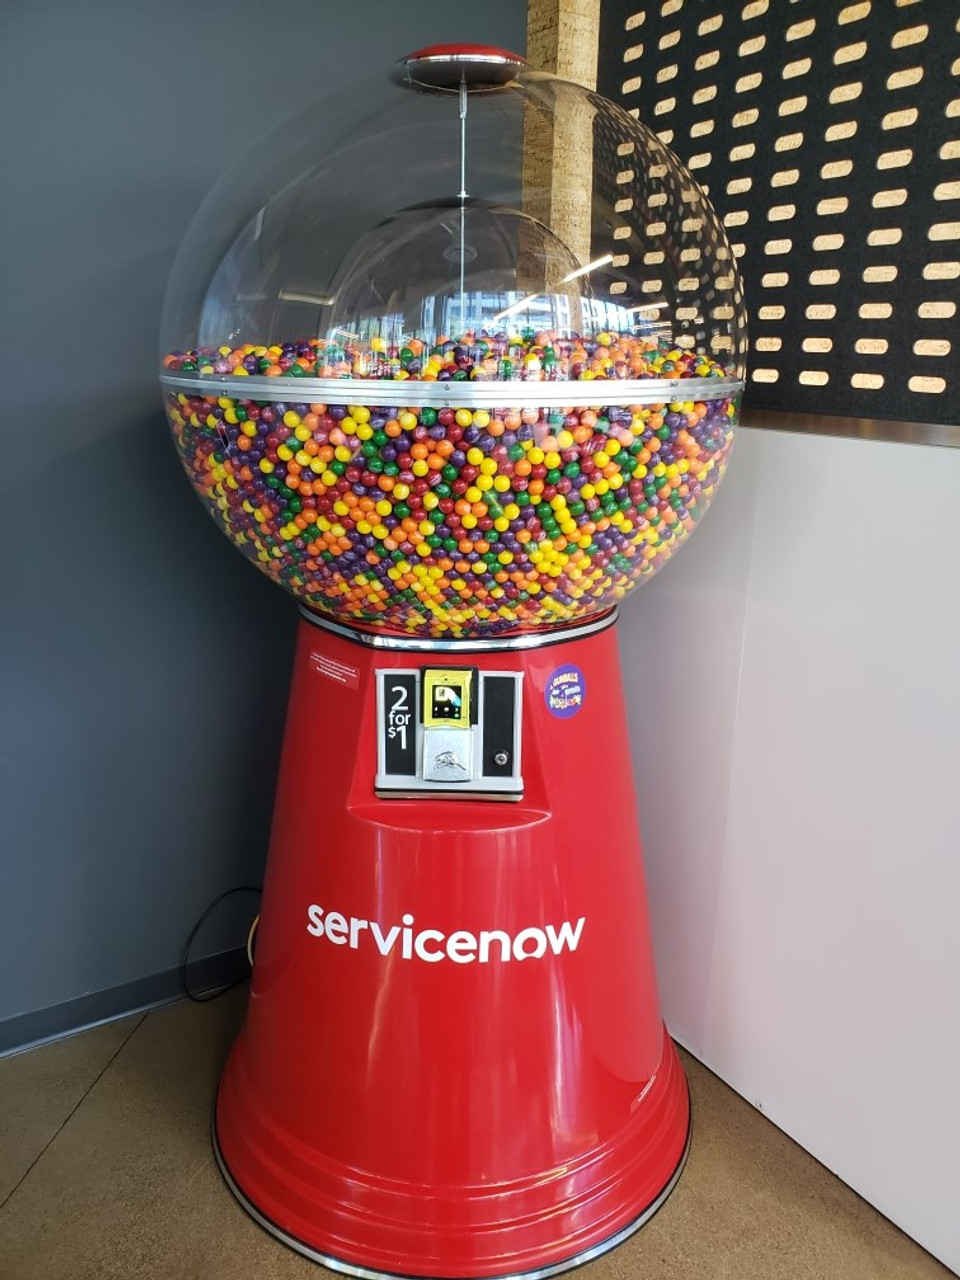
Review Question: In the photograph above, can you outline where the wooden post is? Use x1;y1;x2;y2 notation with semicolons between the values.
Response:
527;0;600;92
523;0;601;279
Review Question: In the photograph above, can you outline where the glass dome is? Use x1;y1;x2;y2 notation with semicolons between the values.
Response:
161;45;747;639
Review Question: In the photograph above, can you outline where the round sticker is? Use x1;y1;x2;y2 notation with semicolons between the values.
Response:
545;664;586;719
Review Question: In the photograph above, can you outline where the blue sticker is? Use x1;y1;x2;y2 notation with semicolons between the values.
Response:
545;664;586;719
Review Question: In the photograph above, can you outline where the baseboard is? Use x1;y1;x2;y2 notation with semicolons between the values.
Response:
0;948;250;1058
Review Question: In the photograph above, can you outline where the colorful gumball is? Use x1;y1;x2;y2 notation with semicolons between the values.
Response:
162;331;738;638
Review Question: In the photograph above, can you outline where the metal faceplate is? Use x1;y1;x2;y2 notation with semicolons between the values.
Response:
376;668;523;799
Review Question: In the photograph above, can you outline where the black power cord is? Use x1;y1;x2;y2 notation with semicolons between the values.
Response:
180;886;262;1002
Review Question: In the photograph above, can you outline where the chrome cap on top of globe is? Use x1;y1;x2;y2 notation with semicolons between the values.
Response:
160;46;746;639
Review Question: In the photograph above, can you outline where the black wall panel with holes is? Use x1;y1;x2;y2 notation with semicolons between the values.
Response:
597;0;960;425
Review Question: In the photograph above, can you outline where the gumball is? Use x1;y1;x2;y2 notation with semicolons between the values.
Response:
163;330;737;637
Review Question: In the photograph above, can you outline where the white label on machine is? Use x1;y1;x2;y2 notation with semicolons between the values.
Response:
309;650;360;690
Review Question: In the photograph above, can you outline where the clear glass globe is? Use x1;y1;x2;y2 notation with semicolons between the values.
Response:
161;46;746;638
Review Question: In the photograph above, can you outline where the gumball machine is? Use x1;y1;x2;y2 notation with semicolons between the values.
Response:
161;45;746;1278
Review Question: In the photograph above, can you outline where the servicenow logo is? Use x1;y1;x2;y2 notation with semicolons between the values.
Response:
306;907;585;964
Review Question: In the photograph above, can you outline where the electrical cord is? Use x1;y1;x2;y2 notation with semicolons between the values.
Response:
180;886;262;1003
246;913;260;968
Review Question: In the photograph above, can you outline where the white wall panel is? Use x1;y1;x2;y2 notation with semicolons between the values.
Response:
620;427;960;1273
619;439;760;1049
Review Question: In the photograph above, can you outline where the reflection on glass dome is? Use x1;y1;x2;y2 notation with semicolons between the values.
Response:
326;199;624;355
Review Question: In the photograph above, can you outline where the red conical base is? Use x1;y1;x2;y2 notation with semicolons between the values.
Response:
215;616;689;1277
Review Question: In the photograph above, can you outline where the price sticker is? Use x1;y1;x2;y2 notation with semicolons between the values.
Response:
382;674;417;776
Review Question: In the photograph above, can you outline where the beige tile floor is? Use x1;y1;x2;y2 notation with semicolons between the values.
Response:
0;987;951;1280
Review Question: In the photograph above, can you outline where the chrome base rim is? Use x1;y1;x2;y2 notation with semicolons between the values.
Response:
296;606;618;652
212;1117;691;1280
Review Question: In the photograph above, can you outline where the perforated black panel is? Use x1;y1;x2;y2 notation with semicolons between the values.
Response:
598;0;960;424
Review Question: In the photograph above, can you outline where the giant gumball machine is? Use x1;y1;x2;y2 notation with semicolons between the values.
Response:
161;46;746;1278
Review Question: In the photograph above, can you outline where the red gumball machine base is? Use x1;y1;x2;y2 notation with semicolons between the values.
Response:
215;610;690;1278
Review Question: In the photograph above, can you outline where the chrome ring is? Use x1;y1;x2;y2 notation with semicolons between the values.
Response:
297;607;618;652
161;372;743;408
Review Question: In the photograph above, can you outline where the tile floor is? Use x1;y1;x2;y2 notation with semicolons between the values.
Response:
0;987;951;1280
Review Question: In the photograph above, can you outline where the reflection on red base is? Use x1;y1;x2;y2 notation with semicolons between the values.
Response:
215;619;690;1277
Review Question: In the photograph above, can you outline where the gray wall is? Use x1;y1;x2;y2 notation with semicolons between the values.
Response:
0;1;526;1036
